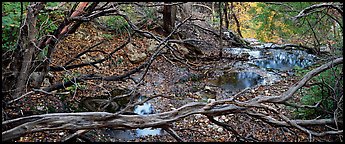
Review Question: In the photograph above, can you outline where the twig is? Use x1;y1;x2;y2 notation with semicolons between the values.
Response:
62;129;88;142
6;91;35;105
207;115;247;142
162;126;184;142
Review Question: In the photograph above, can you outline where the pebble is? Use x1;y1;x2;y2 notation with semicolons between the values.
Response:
36;106;45;111
58;132;64;136
207;99;216;103
217;127;224;133
195;114;202;119
281;73;288;77
221;115;226;120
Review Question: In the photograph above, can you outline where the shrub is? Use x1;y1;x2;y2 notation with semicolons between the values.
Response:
292;64;343;120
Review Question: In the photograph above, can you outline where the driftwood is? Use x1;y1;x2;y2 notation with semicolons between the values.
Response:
2;57;343;142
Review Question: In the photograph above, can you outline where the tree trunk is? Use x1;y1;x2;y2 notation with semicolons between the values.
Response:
218;2;223;58
12;2;45;99
163;2;177;35
224;2;229;29
230;2;243;38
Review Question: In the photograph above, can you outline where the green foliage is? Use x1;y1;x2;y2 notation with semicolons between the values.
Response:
47;105;56;113
99;15;129;35
62;72;86;93
292;64;342;119
2;2;27;51
116;57;123;65
292;65;309;76
2;2;63;51
37;2;63;36
37;45;49;61
143;7;155;20
247;2;343;48
101;33;114;40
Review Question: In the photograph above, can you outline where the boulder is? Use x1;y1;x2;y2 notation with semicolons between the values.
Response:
126;43;147;64
171;43;189;55
146;39;159;53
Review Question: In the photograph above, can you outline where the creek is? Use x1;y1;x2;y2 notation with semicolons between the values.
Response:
103;40;318;141
207;41;318;96
103;96;163;141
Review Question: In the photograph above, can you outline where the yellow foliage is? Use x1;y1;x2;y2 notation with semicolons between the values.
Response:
227;2;292;43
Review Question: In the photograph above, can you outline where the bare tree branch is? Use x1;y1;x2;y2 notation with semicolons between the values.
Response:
3;56;343;141
293;2;343;20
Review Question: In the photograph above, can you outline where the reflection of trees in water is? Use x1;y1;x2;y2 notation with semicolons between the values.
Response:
254;50;315;70
213;72;263;91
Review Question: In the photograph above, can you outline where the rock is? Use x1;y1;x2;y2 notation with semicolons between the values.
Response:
264;90;270;95
36;105;45;111
280;73;288;77
29;72;45;88
126;43;147;63
237;52;250;59
221;115;226;120
80;54;94;65
207;99;216;103
59;132;64;136
217;127;224;133
42;78;51;87
146;39;159;53
204;86;212;90
171;43;189;55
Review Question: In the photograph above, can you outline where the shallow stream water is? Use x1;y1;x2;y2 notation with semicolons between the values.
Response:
105;41;318;141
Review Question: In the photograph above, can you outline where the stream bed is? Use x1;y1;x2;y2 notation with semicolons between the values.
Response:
103;40;319;141
208;45;318;95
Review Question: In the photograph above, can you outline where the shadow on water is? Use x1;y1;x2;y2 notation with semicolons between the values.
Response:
208;72;264;93
104;96;163;141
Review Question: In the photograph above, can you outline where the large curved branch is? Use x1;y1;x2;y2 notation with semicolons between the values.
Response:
263;57;343;103
293;2;343;20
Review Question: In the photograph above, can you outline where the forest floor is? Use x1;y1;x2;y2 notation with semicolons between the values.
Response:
4;21;338;142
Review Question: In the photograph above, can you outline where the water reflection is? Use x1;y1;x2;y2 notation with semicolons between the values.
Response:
209;72;264;92
253;49;316;71
225;47;317;71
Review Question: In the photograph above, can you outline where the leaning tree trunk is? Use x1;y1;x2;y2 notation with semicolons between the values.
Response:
11;2;45;99
163;2;177;35
4;2;93;99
